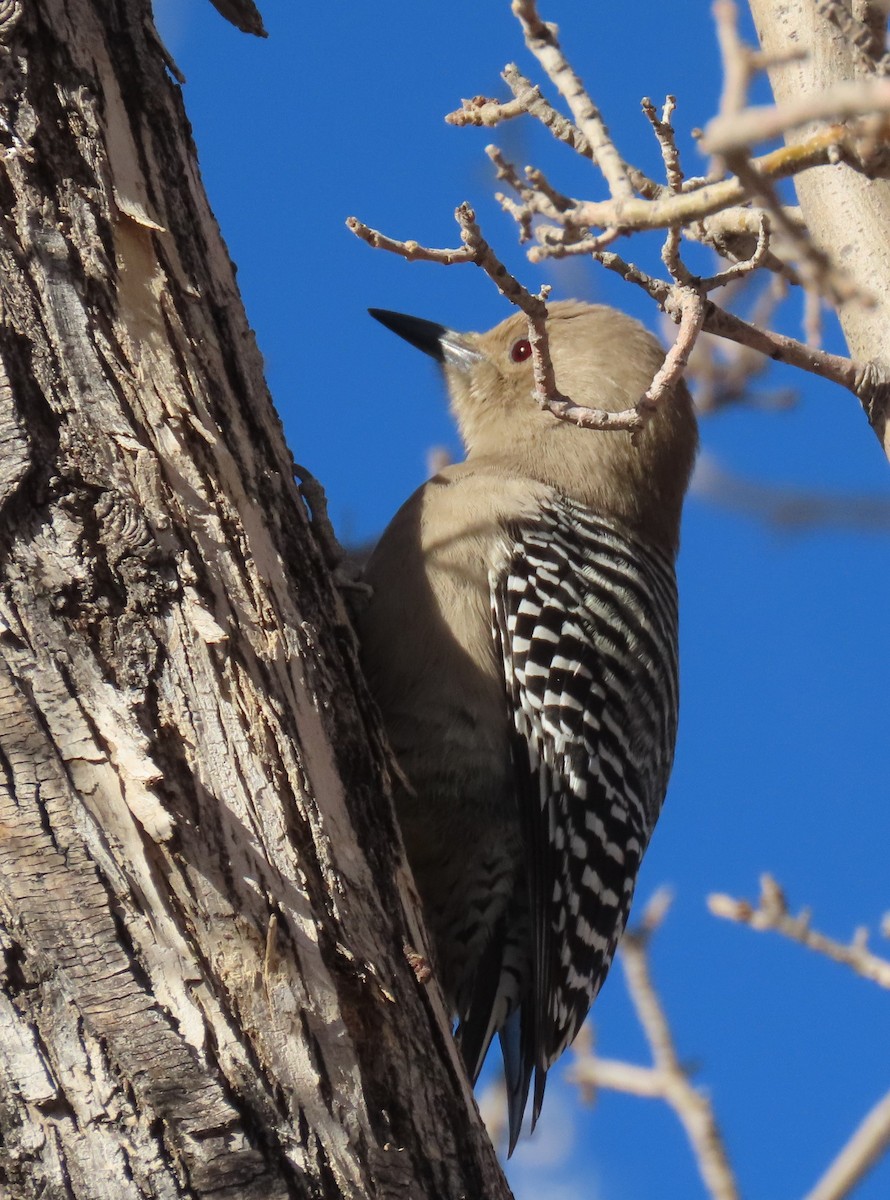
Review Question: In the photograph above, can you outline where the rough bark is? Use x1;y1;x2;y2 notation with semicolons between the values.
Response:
747;0;890;457
0;2;511;1198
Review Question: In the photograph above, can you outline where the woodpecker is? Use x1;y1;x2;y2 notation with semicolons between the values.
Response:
360;301;697;1150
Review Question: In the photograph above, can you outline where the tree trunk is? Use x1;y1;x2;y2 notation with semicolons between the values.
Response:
0;3;511;1197
747;0;890;457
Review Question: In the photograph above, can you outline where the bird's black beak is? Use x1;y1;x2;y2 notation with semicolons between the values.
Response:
369;308;485;372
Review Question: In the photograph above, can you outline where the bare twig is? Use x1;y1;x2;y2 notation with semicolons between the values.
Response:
644;287;706;407
708;875;890;990
712;0;807;121
345;218;472;264
697;213;771;290
713;0;754;118
445;95;526;128
511;0;634;201
592;249;861;393
521;128;854;242
804;1089;890;1200
570;891;741;1200
642;95;684;191
680;274;794;412
704;78;890;153
500;64;592;159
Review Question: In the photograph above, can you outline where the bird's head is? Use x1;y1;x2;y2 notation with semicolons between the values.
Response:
370;301;698;552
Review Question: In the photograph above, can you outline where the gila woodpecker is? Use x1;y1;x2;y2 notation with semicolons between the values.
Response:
360;301;697;1150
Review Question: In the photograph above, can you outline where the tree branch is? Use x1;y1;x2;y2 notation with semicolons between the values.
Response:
708;875;890;990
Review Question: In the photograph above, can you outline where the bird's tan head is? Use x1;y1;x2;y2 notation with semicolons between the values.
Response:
369;300;698;553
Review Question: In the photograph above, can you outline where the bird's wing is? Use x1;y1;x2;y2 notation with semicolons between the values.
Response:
492;498;679;1147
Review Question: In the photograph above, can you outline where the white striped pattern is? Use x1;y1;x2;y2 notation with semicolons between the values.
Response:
488;496;679;1134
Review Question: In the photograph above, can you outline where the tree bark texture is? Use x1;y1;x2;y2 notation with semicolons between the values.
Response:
0;3;511;1198
747;0;890;458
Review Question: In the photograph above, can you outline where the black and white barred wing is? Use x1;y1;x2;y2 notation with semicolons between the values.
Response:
494;499;679;1121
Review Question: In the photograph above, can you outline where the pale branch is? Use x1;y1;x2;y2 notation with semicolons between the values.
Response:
520;131;857;241
454;206;652;432
708;875;890;990
591;249;862;393
703;79;890;154
675;274;798;412
569;891;741;1200
643;287;706;408
524;164;575;213
529;227;622;261
501;63;593;160
642;95;684;192
713;0;755;119
720;152;856;306
510;0;635;201
344;218;472;264
687;206;804;284
445;94;526;128
712;0;807;122
804;1089;890;1200
486;145;567;237
482;63;662;200
696;212;771;290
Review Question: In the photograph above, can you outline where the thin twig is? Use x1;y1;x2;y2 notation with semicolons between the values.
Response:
708;875;890;990
501;63;592;159
591;250;861;393
697;212;771;291
642;95;684;191
511;0;635;201
804;1089;890;1200
525;128;853;240
349;205;666;434
703;78;890;153
644;287;706;407
570;891;741;1200
345;218;472;264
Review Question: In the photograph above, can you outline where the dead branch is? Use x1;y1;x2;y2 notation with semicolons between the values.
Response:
704;81;890;153
569;891;741;1200
511;0;634;200
708;875;890;990
804;1089;890;1200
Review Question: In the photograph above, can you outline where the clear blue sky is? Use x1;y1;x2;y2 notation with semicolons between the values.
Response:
156;4;890;1197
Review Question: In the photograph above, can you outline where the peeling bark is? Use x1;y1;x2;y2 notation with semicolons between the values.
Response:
0;3;511;1197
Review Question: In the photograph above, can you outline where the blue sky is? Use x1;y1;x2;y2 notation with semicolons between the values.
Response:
156;3;890;1197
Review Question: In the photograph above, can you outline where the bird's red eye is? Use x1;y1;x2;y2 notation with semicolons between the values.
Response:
510;338;533;363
